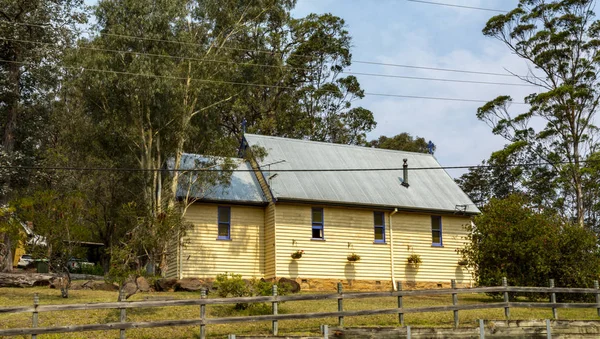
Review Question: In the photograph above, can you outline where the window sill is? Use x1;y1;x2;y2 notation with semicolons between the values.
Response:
216;238;232;241
311;238;326;241
373;241;387;244
431;243;444;247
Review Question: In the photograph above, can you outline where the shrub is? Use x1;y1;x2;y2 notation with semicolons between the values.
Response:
213;273;289;310
459;194;600;301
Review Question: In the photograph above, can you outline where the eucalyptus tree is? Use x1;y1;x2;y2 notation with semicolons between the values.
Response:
478;0;600;226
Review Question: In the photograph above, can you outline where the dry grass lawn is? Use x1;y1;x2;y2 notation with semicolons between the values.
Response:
1;285;599;338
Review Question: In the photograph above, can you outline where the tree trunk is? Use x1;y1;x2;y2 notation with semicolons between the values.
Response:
0;58;21;273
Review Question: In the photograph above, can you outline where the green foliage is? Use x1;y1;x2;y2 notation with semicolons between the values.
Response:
459;194;600;300
365;133;432;153
478;0;600;226
213;273;288;311
407;254;422;267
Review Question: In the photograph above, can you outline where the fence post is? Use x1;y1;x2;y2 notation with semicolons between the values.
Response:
406;325;411;339
549;279;557;319
546;319;552;339
322;324;329;339
200;288;207;339
479;319;485;339
595;280;600;317
397;281;404;326
31;293;39;339
272;284;278;336
119;289;126;339
337;282;344;327
502;277;510;320
451;279;458;328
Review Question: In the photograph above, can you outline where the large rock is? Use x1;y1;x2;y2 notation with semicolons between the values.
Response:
155;278;178;292
174;278;204;292
136;276;151;292
91;281;119;291
278;278;301;293
0;273;55;288
122;282;138;300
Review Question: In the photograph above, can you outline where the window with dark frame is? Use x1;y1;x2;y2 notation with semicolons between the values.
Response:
374;211;385;243
431;215;442;246
312;208;324;239
218;206;231;240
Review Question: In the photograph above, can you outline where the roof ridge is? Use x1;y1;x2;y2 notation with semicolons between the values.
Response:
244;134;435;157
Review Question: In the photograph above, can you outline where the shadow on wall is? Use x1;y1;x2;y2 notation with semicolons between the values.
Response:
288;259;299;279
344;263;356;287
455;265;465;284
404;263;418;287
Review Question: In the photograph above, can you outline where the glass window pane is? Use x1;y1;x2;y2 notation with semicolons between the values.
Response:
432;230;441;244
218;207;230;223
375;226;385;241
431;216;441;231
312;208;323;224
374;212;384;226
312;227;323;239
218;223;229;238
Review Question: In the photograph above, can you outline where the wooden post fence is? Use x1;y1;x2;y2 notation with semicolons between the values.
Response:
397;281;404;326
549;279;557;319
502;277;510;320
200;288;207;339
272;284;278;336
451;279;458;328
119;290;126;339
337;282;344;327
595;280;600;317
3;282;600;337
31;293;38;339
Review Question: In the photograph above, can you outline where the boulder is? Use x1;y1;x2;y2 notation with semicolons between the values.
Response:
91;281;119;291
278;277;301;293
122;282;138;299
155;278;178;292
136;276;151;292
0;273;55;288
174;278;204;292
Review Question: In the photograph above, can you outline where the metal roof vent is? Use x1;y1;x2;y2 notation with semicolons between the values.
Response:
401;159;409;188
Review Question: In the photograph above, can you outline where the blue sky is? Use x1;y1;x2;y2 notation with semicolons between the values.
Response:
84;0;532;175
293;0;530;175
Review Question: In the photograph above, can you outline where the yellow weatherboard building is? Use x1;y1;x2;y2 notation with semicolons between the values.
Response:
167;134;479;291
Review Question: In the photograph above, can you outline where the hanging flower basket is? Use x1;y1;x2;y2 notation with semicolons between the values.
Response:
458;259;468;266
347;253;361;262
291;250;304;259
407;254;422;268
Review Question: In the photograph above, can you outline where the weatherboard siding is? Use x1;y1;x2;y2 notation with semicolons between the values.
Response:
180;204;264;278
273;203;472;285
264;203;276;279
274;204;392;281
392;213;471;285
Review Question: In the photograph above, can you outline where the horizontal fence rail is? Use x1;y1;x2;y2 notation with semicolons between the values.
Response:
1;278;600;338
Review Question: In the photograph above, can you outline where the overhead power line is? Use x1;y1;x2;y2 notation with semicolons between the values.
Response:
406;0;509;13
0;20;522;79
0;59;527;104
0;37;535;87
0;160;597;173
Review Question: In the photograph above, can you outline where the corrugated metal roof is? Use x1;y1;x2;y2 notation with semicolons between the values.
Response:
244;134;479;214
176;153;265;204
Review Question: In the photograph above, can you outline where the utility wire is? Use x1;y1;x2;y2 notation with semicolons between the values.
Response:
1;59;527;104
0;20;522;78
0;37;536;87
0;160;597;173
406;0;509;13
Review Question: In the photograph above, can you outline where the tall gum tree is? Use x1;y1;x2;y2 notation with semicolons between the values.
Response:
479;0;600;227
